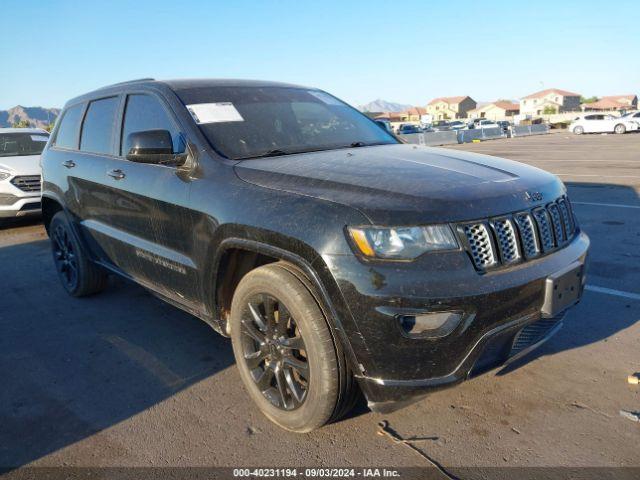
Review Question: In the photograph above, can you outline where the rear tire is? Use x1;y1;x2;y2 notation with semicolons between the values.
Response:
573;126;584;135
230;262;355;432
614;124;626;134
50;211;108;297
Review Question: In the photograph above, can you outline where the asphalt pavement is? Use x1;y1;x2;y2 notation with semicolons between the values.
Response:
1;131;638;474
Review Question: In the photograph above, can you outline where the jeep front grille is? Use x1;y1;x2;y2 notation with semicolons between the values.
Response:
463;223;497;269
460;196;577;272
532;207;554;252
547;203;565;244
10;175;41;192
491;218;520;264
557;198;574;237
513;213;540;259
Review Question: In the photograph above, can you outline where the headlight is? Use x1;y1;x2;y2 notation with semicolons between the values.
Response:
0;171;11;181
348;225;458;259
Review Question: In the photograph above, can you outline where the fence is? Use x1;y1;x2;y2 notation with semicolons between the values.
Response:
456;127;505;143
399;123;550;146
400;127;505;146
511;124;550;137
400;130;458;146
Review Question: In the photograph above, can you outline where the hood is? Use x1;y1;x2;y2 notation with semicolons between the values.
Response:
234;144;564;225
0;154;41;176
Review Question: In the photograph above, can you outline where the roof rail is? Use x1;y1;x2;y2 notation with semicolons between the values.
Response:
97;78;156;90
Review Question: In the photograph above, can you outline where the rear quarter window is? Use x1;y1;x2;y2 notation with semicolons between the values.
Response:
80;97;120;155
54;104;84;149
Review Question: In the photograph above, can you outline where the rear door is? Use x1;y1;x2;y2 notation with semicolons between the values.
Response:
46;97;126;263
72;95;126;262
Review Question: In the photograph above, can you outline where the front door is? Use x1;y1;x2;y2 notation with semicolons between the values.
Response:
92;92;200;309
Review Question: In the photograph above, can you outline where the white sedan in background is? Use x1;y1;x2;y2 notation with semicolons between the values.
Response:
570;114;639;135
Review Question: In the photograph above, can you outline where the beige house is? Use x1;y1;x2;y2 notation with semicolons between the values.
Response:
402;107;427;122
374;106;427;123
582;95;638;112
520;88;581;116
426;96;476;120
468;101;520;120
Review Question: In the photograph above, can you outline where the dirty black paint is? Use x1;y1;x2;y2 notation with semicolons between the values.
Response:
40;79;590;410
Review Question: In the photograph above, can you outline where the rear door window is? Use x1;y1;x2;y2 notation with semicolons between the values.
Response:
120;94;184;156
80;97;119;155
54;104;84;149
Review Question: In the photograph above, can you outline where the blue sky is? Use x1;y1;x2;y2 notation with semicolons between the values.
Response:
3;0;639;109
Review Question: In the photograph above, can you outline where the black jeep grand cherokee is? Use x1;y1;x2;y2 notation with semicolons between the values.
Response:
41;79;589;432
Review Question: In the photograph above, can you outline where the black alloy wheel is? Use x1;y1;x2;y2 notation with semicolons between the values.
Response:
52;223;79;291
239;294;309;410
48;211;108;297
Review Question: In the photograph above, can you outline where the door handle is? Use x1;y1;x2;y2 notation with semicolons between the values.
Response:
62;160;76;169
107;169;126;180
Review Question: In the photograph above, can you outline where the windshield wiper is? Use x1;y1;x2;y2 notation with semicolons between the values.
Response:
347;141;394;148
237;149;292;160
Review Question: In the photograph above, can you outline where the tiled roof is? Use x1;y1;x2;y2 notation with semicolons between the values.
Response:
600;95;637;104
493;101;520;111
585;98;634;110
405;106;427;115
471;101;519;112
428;96;469;106
521;88;580;100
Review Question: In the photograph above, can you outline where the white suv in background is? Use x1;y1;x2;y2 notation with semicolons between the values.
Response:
0;128;49;224
570;113;639;135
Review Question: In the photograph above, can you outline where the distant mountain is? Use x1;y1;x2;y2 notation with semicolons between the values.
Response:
358;99;412;113
0;106;60;129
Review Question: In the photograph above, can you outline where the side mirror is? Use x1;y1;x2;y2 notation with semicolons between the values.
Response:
125;130;184;165
374;120;393;133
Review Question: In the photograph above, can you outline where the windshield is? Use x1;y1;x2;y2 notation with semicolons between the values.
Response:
175;86;398;160
0;132;49;157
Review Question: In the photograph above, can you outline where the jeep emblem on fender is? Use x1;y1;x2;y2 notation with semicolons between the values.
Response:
525;191;543;202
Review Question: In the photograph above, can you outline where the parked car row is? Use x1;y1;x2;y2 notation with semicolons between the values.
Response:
394;118;511;135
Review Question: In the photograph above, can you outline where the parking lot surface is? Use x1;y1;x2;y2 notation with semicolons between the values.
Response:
1;132;638;472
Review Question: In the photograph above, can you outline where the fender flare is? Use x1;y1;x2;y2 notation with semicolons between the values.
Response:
210;237;370;376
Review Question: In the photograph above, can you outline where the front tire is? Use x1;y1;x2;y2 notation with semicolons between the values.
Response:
50;211;108;297
230;263;349;432
573;126;584;135
614;124;626;134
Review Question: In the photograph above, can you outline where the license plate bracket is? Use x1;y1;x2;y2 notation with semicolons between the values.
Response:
542;261;584;317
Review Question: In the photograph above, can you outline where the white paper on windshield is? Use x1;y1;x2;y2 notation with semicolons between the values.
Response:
30;135;49;142
186;102;244;124
308;91;343;106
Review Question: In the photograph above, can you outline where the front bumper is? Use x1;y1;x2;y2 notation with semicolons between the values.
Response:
0;177;42;218
0;195;42;218
323;231;590;411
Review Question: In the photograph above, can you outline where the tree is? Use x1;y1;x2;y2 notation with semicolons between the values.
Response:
542;106;557;114
581;96;598;104
44;122;55;132
11;119;32;128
